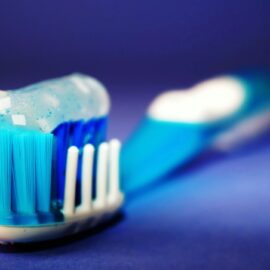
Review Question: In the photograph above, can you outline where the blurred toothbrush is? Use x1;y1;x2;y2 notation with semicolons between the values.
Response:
121;71;270;193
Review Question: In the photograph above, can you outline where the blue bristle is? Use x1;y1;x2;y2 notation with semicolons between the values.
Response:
71;120;84;148
0;127;55;224
83;119;96;145
71;121;85;205
52;122;71;202
0;129;12;215
35;132;54;213
12;131;36;214
94;118;107;145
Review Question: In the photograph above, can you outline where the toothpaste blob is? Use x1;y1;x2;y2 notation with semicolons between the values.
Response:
0;73;110;132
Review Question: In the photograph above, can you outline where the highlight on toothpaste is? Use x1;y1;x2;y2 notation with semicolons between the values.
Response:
121;72;270;193
0;74;123;243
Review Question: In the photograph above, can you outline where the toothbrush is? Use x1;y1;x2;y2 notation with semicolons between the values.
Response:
0;75;124;244
121;71;270;193
1;71;270;244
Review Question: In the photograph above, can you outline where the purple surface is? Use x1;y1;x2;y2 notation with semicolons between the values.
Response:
0;0;270;269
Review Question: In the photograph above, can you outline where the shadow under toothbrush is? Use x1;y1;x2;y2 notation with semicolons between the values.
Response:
126;128;270;203
0;212;125;253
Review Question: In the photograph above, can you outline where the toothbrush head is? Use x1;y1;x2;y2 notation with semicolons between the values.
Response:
0;138;123;244
0;74;123;243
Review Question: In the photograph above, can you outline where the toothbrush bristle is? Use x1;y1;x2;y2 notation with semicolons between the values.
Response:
0;127;54;221
95;142;109;208
53;121;72;203
63;139;122;216
12;132;37;214
52;118;107;204
63;146;79;215
81;144;94;211
35;133;54;213
0;130;12;215
71;120;84;148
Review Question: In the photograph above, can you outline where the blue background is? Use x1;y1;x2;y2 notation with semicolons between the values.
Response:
1;0;270;140
0;0;270;269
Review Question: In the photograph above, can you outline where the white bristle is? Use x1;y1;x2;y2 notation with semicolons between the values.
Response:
81;144;94;211
95;142;109;208
63;146;79;216
108;139;121;203
63;139;123;217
